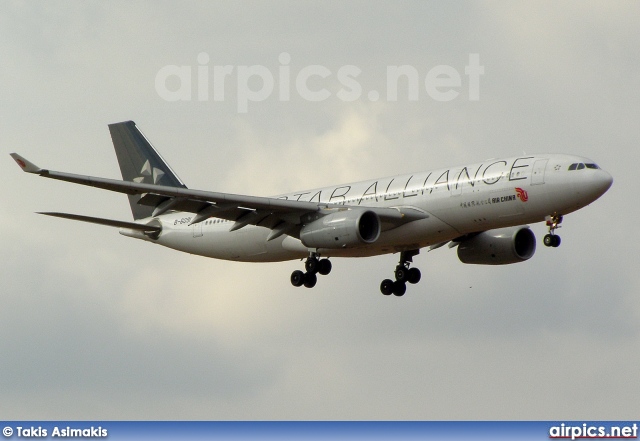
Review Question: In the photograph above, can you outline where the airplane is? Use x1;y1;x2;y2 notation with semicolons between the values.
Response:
11;121;613;297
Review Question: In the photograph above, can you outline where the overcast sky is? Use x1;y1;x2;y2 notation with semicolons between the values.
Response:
1;1;638;420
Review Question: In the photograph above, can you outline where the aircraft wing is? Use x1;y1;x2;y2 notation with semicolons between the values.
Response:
11;153;427;239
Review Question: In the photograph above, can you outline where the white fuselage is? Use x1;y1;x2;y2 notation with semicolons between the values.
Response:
123;154;612;262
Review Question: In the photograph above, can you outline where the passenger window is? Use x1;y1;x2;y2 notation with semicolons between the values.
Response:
577;163;585;170
568;163;578;171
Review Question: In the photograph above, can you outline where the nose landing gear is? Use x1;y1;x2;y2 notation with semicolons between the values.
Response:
543;213;563;248
380;250;421;297
290;253;332;288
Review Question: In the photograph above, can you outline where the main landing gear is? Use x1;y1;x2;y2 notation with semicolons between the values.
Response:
543;213;563;248
380;250;421;297
290;253;332;288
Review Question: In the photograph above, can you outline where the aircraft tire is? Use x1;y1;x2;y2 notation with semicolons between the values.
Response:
392;281;406;297
291;270;305;287
395;266;409;283
543;234;554;247
303;272;317;288
305;258;319;274
408;267;421;284
380;279;394;295
318;259;332;275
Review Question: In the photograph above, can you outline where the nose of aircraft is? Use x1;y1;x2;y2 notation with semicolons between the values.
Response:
587;168;613;201
598;169;614;194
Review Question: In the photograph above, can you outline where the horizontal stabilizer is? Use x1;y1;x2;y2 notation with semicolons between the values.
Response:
38;212;161;232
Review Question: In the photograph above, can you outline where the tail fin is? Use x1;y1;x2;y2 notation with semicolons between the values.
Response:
109;121;187;220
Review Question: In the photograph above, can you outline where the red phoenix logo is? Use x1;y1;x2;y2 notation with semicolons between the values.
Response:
16;159;26;169
515;187;529;202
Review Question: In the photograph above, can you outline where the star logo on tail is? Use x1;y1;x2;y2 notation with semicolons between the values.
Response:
133;160;165;184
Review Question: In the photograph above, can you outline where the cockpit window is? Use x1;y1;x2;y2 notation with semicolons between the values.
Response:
569;162;598;171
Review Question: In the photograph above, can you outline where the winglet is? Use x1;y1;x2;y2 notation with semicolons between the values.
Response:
10;153;43;173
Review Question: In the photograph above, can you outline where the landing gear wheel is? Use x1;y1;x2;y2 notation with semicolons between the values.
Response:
394;266;409;283
303;272;317;288
318;259;332;275
291;270;305;287
408;267;421;284
380;279;394;296
544;234;561;248
392;281;407;297
545;213;564;248
305;257;319;274
379;250;420;296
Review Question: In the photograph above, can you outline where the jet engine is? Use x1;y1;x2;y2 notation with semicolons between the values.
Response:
457;226;536;265
300;209;381;249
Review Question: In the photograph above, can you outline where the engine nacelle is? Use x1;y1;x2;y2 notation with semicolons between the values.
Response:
300;209;381;249
457;226;536;265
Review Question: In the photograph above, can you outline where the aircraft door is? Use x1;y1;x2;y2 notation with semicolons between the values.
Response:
193;222;203;238
531;159;548;185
